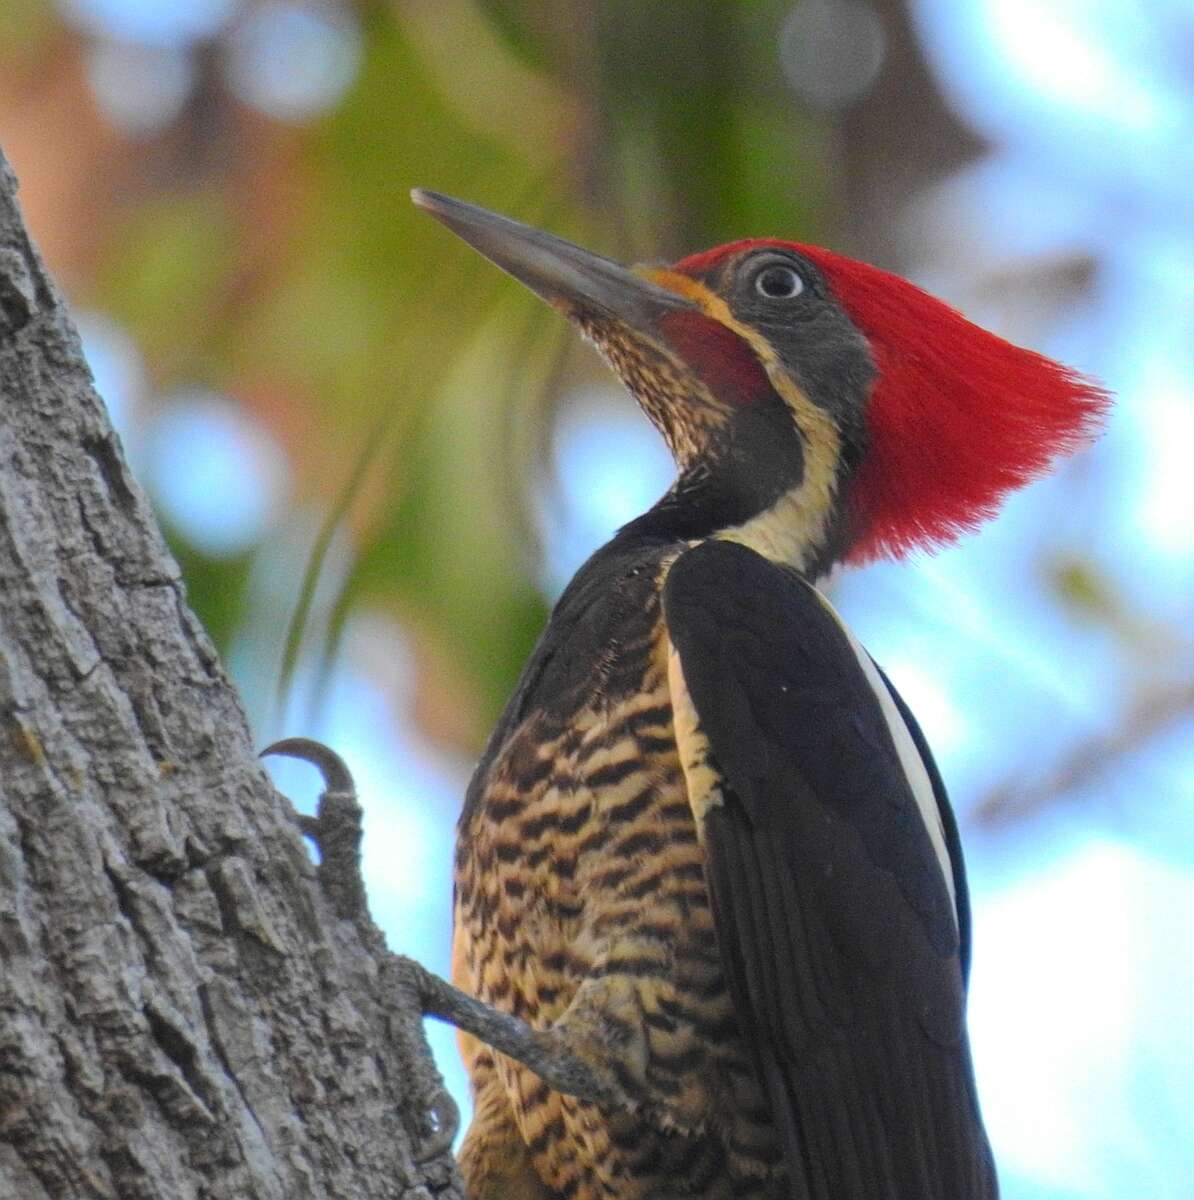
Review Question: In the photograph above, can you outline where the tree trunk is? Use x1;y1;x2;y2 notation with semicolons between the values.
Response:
0;147;463;1199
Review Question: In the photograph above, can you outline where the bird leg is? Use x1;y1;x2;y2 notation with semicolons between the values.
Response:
261;738;633;1142
262;737;368;920
262;737;457;1159
388;954;633;1110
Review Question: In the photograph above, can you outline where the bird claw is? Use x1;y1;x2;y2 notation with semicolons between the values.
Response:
262;743;462;1161
261;736;357;796
386;956;463;1160
261;737;367;920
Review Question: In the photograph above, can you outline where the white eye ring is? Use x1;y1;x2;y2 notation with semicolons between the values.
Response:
755;265;803;300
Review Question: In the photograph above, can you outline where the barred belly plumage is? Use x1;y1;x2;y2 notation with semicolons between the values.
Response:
453;594;785;1200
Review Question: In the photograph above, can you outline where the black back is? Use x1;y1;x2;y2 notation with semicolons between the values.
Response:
663;538;997;1200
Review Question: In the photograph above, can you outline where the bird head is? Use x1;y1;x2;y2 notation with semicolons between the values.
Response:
412;190;1107;575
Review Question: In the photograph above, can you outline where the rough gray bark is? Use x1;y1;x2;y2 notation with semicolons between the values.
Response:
0;147;464;1199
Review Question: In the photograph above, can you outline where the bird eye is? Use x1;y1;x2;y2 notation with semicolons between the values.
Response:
755;265;804;300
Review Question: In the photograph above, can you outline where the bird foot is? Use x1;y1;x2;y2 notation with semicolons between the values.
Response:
260;737;460;1160
261;737;368;920
395;954;638;1112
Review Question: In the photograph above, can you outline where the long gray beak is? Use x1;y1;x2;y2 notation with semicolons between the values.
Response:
410;189;694;327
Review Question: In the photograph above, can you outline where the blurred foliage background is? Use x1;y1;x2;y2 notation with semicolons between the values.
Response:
2;1;1193;1196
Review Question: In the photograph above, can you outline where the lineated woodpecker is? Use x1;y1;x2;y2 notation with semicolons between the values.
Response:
410;189;1107;1200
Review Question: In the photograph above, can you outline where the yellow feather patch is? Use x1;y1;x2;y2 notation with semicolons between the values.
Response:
666;640;724;842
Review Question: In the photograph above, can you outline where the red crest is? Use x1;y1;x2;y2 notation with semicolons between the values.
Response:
676;241;1109;562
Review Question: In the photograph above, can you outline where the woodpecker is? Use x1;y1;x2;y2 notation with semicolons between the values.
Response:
411;190;1107;1200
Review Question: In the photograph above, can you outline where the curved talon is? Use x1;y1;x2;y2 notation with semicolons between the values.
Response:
263;737;366;919
261;737;356;796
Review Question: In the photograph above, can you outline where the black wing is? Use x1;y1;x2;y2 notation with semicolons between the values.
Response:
662;539;997;1200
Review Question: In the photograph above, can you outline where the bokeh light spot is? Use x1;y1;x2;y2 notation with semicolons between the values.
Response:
145;390;289;557
85;40;195;134
58;0;239;47
779;0;886;109
223;0;362;122
979;0;1163;135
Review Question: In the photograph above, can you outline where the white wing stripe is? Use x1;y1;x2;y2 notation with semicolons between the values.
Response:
815;594;959;929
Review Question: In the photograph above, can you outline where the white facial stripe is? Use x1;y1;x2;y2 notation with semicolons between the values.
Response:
814;591;959;928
